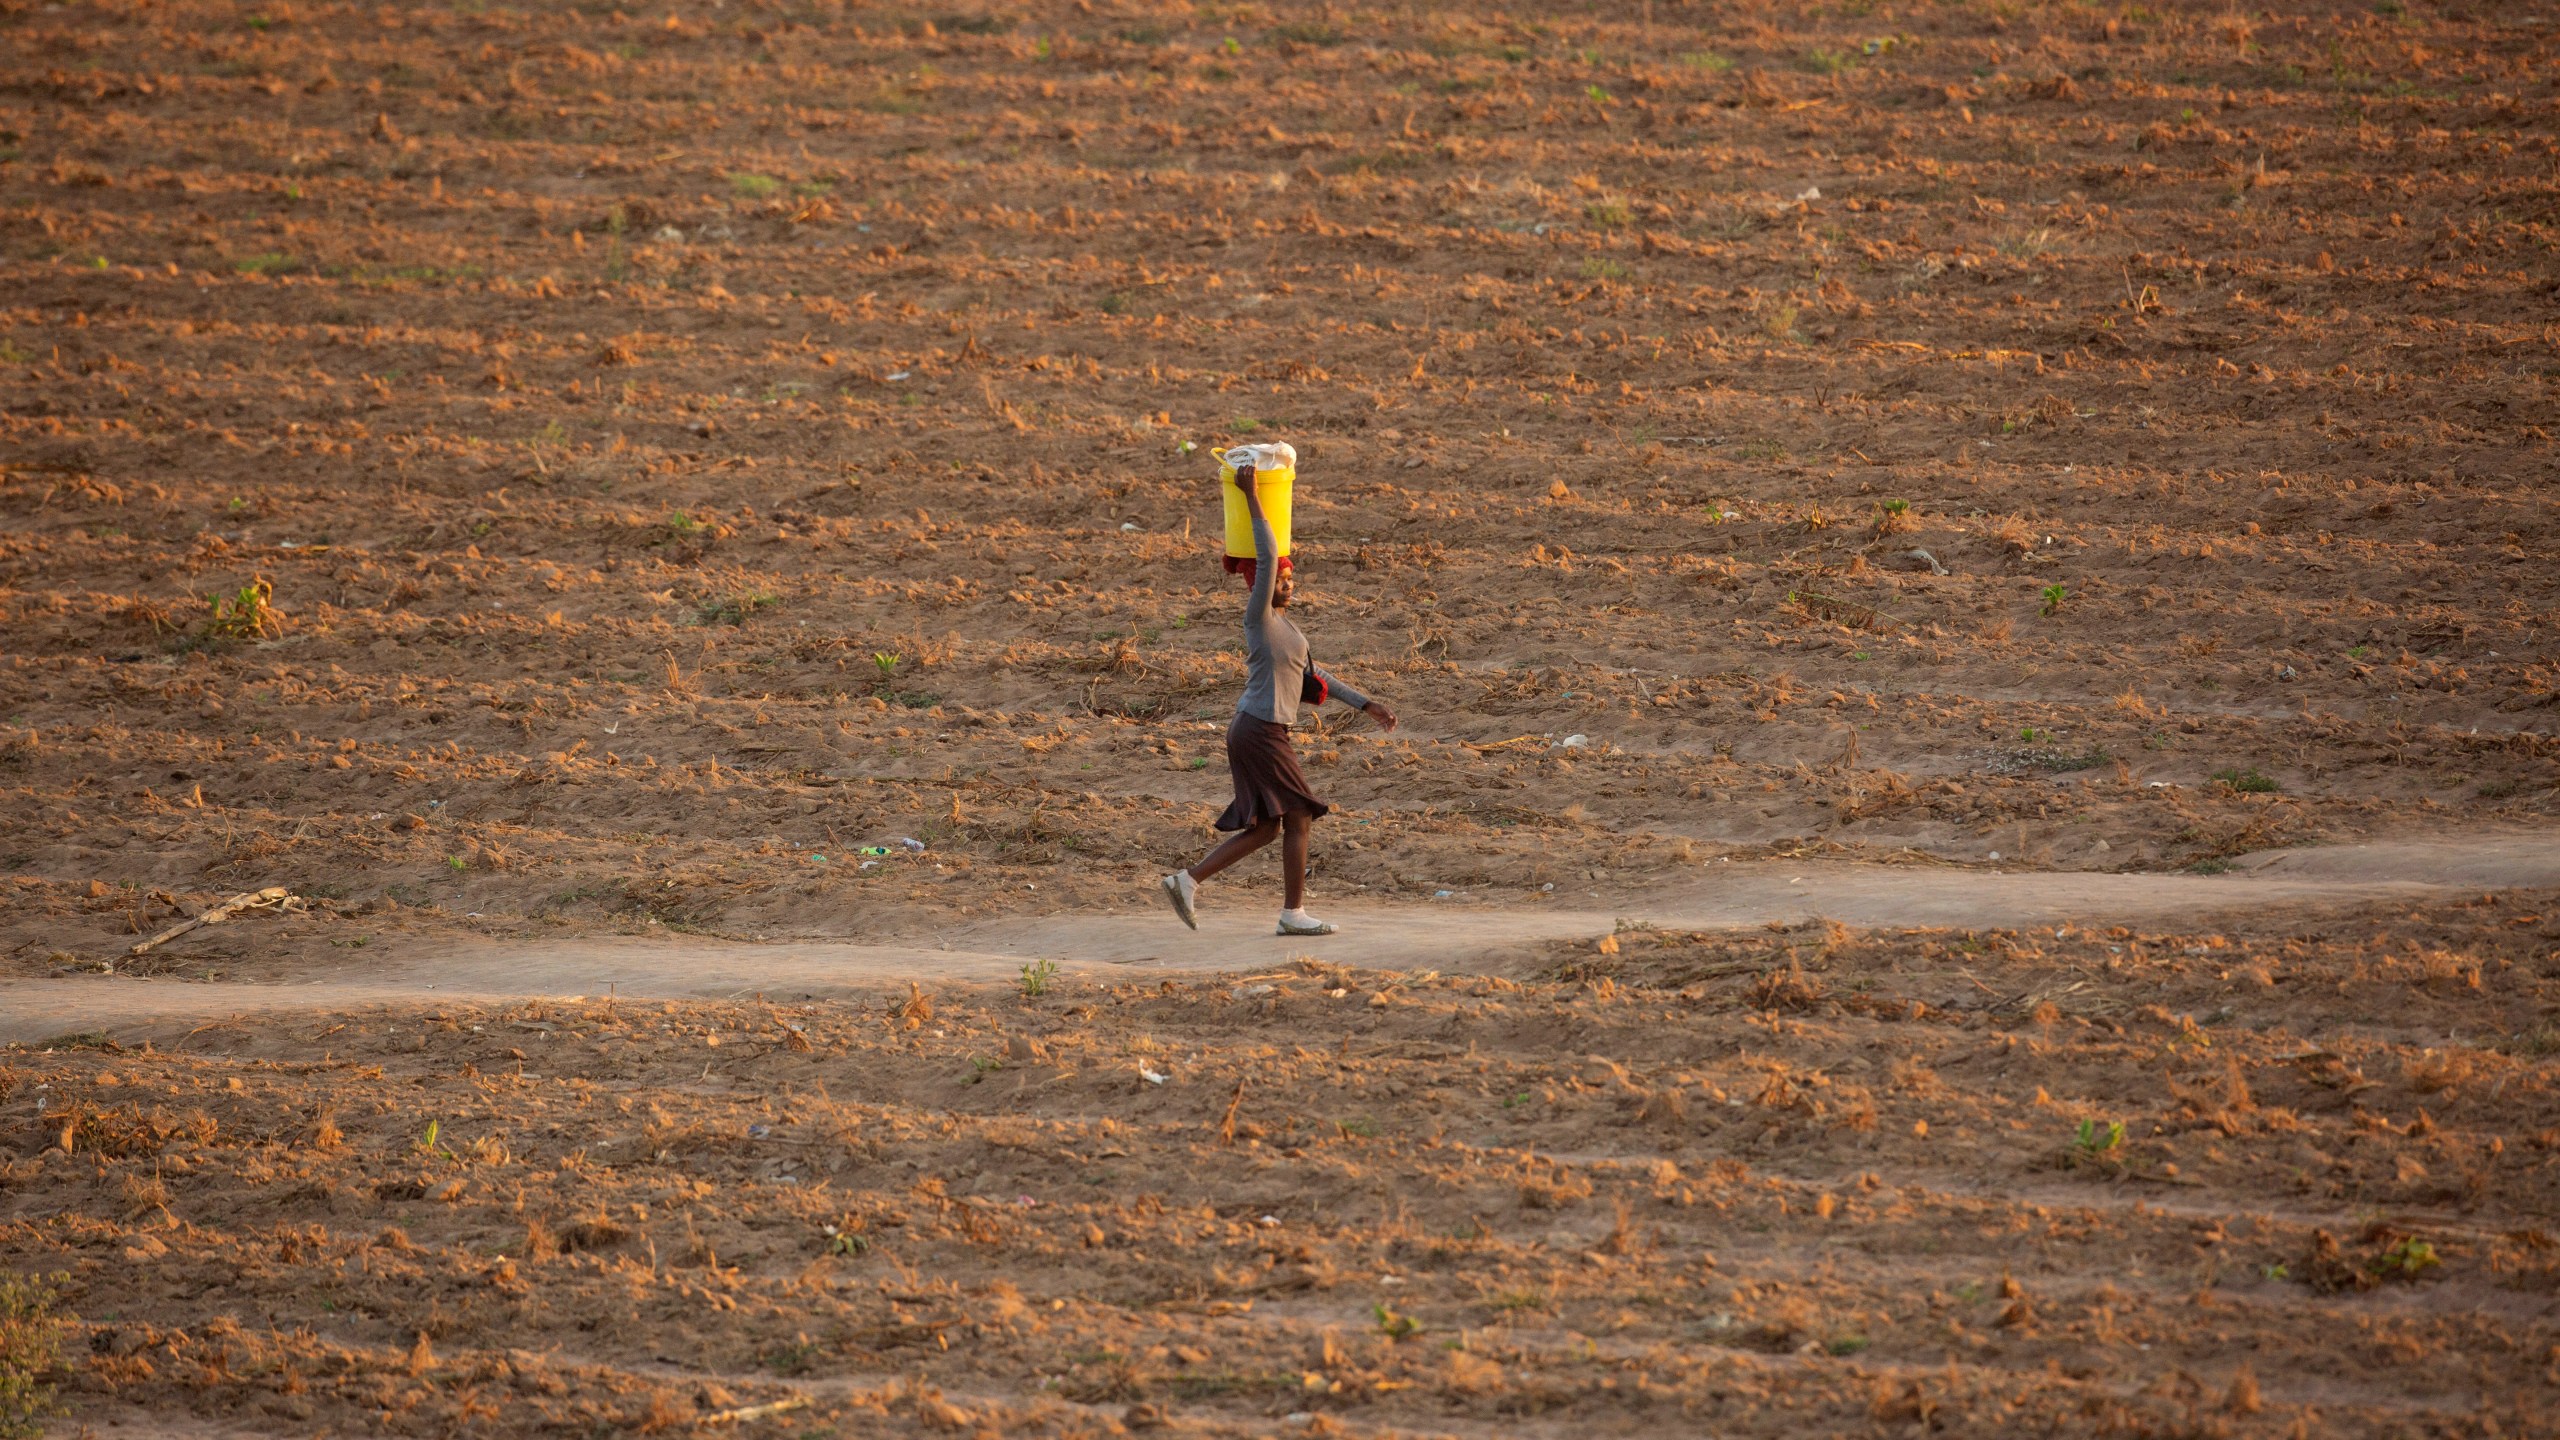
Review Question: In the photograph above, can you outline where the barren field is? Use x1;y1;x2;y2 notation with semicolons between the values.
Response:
13;893;2560;1438
4;0;2559;1433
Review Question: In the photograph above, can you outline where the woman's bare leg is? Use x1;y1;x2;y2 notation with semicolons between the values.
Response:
1281;811;1311;909
1189;819;1280;883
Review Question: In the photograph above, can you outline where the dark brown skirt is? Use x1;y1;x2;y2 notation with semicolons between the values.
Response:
1214;712;1330;832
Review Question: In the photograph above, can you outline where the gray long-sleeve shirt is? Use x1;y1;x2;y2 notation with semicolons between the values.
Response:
1237;498;1369;726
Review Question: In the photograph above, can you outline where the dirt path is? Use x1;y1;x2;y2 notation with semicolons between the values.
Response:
11;832;2554;1043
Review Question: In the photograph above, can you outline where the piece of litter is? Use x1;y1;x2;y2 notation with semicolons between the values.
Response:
1433;889;1454;899
1233;983;1276;999
1795;185;1822;201
1259;1215;1281;1226
1559;734;1589;749
885;370;911;381
1139;1067;1168;1085
1988;851;2002;861
1120;521;1141;532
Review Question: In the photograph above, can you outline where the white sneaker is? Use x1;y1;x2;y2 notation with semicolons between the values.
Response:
1159;872;1199;930
1277;910;1336;937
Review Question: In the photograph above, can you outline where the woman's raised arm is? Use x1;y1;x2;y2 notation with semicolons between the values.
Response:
1239;464;1277;624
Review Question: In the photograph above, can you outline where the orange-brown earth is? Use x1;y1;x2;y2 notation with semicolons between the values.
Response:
3;0;2559;1433
10;893;2560;1438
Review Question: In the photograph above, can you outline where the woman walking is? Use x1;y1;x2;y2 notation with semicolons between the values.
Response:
1160;459;1397;936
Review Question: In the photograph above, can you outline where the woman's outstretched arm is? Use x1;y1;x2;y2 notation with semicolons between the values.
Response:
1313;666;1398;731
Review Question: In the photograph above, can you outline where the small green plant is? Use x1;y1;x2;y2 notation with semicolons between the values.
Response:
1680;50;1733;71
1372;1301;1423;1340
1803;47;1856;74
2040;584;2068;616
964;1056;1004;1084
2185;858;2234;875
729;172;781;200
0;1271;67;1440
1503;1091;1533;1109
1019;958;1058;998
872;652;902;682
2371;1236;2438;1279
200;576;280;643
1337;1118;1380;1139
601;206;630;282
764;1338;820;1376
1879;498;1910;515
826;1228;869;1257
445;855;467;873
234;251;299;276
2211;766;2280;794
693;592;778;627
2019;726;2046;743
2073;1118;2125;1159
2261;1261;2290;1282
1584;82;1615;104
1827;1334;1870;1356
1098;292;1130;315
1584;198;1632;228
416;1119;455;1161
1578;256;1629;281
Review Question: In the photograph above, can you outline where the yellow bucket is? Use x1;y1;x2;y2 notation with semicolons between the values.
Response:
1219;442;1295;578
